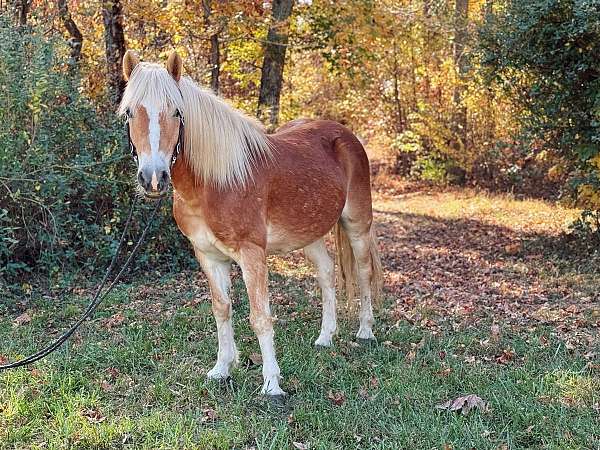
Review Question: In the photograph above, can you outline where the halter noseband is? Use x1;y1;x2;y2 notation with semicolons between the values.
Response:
125;108;185;168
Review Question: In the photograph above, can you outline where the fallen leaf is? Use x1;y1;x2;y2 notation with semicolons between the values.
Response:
201;407;218;422
369;376;379;389
0;355;8;365
13;312;31;326
495;349;515;364
504;243;521;255
436;394;488;415
435;367;453;377
328;390;346;406
106;367;120;379
248;352;263;365
82;408;106;424
100;380;113;392
292;442;309;450
103;313;125;329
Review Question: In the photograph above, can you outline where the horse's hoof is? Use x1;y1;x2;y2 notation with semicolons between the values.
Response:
357;337;378;346
260;382;286;397
207;372;230;382
207;374;234;390
314;336;333;348
356;327;376;341
265;393;288;406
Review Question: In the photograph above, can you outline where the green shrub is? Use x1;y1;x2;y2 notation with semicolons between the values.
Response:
0;17;195;292
479;0;600;210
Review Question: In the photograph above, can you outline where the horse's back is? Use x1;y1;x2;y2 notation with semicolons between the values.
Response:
271;119;372;203
271;119;369;168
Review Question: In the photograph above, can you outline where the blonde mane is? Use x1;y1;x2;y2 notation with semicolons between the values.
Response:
119;63;272;188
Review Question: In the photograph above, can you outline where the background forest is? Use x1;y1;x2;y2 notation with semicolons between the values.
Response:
2;0;600;286
1;2;599;448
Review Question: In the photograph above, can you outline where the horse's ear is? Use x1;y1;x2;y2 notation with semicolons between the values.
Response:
123;50;140;81
166;51;182;82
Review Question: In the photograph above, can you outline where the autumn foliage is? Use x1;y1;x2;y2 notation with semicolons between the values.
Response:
2;0;600;284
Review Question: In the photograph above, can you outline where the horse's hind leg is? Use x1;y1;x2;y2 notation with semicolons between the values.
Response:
195;250;238;379
304;238;337;347
340;215;376;341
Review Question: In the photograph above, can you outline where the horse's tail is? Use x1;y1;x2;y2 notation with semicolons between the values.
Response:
334;222;383;311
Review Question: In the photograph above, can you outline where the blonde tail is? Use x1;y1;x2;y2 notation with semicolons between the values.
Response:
334;222;383;312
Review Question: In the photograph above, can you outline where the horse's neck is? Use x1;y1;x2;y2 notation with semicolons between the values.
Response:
171;158;240;204
171;158;205;201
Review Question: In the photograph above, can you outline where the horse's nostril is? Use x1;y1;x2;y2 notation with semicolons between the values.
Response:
137;171;146;187
158;171;170;191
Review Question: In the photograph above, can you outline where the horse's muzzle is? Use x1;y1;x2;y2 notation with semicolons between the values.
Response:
138;168;170;199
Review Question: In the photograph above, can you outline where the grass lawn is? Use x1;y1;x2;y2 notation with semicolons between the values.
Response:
1;188;599;449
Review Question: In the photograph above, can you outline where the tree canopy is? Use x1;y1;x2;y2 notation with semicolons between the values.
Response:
2;0;600;284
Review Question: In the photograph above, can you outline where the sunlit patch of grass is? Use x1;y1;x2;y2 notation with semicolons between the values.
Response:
379;189;580;235
268;254;312;279
544;370;600;407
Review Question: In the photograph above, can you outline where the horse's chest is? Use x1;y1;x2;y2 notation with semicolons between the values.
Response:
173;198;231;258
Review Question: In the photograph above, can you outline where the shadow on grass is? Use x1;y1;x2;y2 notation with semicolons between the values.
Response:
259;206;598;339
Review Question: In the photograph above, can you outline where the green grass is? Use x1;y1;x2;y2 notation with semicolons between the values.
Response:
1;271;598;450
2;189;599;449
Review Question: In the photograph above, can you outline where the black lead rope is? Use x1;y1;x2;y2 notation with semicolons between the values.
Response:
1;105;184;371
0;196;163;371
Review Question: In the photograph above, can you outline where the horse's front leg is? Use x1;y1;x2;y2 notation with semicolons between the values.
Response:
195;249;238;380
238;243;285;396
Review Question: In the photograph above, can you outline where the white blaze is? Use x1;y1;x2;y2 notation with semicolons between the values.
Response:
139;101;169;186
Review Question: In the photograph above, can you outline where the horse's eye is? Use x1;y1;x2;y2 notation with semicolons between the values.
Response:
174;109;181;118
126;108;133;119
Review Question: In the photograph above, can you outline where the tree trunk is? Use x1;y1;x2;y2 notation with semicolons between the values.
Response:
256;0;294;128
453;0;469;150
57;0;83;63
11;0;31;27
392;39;405;133
202;0;220;94
102;0;126;104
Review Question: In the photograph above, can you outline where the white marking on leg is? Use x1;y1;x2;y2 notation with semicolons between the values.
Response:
257;331;285;396
304;239;337;347
196;252;238;380
239;245;285;396
347;230;376;340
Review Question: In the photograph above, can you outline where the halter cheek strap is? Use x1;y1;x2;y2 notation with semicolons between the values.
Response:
126;109;184;168
171;112;184;166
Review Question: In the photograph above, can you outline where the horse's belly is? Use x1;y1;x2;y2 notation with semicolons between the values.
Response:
265;177;346;254
265;211;341;254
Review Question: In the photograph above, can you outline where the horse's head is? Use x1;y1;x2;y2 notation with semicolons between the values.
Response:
119;50;184;200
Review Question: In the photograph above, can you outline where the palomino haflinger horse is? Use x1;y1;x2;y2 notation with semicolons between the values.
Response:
119;50;383;396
